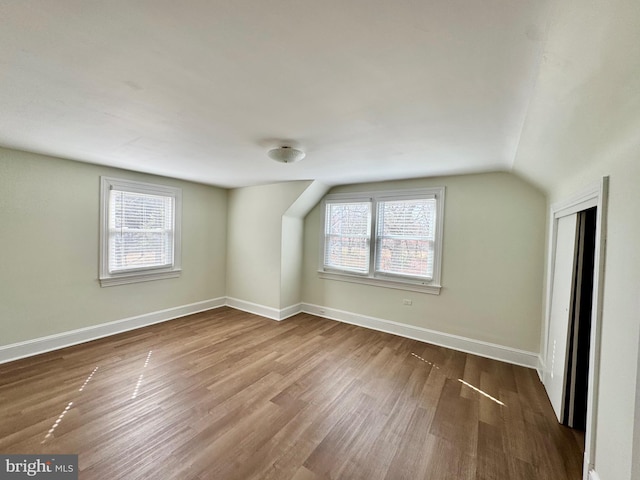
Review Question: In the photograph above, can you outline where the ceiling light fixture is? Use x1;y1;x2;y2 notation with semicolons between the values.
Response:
268;146;305;164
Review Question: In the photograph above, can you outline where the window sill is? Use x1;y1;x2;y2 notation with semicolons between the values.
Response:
317;270;441;295
99;269;182;287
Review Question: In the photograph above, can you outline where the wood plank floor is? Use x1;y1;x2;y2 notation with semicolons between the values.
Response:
0;307;583;479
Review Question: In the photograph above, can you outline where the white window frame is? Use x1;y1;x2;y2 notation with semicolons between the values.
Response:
99;176;182;287
322;197;373;275
319;187;445;294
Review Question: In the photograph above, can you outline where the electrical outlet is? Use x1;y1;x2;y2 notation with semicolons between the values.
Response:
403;299;412;306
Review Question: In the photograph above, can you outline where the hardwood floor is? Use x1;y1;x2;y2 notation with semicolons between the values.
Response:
0;307;583;479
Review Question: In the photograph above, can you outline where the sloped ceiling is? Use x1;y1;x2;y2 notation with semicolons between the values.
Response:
0;1;637;190
512;0;640;193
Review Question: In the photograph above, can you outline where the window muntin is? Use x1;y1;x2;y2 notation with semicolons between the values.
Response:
320;188;444;294
100;177;182;286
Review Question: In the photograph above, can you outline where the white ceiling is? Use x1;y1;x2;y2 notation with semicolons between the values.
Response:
1;1;634;190
513;0;640;193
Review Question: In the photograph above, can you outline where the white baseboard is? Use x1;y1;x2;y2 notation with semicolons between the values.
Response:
301;303;538;369
225;297;301;321
280;303;303;320
0;297;538;370
537;356;546;382
588;469;600;480
0;297;226;365
224;301;538;369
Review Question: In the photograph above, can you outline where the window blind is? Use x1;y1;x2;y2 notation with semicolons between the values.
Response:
375;198;436;279
323;201;371;274
108;189;175;273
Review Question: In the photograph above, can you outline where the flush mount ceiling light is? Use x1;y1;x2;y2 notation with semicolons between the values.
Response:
268;146;305;164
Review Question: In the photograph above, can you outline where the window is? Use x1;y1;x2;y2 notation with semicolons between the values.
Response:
323;201;371;274
320;187;444;294
99;177;182;286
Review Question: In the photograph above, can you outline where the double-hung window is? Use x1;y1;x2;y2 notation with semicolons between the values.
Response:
99;177;182;286
320;187;444;294
323;200;372;274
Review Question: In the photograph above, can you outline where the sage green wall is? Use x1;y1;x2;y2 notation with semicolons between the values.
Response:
281;215;304;308
0;147;227;346
280;181;331;310
508;0;640;474
225;181;312;310
546;155;640;480
302;172;547;352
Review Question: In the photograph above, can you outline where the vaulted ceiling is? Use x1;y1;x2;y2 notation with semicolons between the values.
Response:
1;1;638;190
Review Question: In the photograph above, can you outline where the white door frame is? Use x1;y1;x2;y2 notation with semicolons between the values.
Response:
541;177;608;480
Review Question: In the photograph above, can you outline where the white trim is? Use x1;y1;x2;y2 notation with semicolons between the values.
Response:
319;187;445;294
99;269;182;287
542;183;600;362
222;299;537;368
537;356;545;382
317;270;441;294
99;176;183;287
279;303;303;320
225;297;302;321
551;184;600;219
0;297;536;372
0;298;226;365
588;469;600;480
583;177;608;480
542;178;608;480
301;302;538;368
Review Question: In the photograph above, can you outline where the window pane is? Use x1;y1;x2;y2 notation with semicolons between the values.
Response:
324;202;371;273
377;238;433;277
109;190;174;272
376;198;436;278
